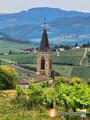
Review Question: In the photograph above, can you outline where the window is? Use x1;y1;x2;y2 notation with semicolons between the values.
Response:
49;59;52;69
41;56;45;70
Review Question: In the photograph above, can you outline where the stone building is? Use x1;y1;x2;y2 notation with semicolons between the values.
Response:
19;22;52;88
36;23;52;77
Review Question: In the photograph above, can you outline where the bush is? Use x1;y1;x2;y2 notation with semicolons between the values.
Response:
70;77;82;85
0;66;17;90
54;77;68;86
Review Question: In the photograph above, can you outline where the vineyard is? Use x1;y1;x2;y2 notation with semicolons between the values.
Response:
0;54;36;64
87;51;90;65
0;40;36;53
71;66;90;79
0;48;85;65
1;48;90;79
52;48;84;65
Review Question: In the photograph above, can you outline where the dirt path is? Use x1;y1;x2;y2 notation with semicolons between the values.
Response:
79;48;88;65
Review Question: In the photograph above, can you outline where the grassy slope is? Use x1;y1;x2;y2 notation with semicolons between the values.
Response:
71;66;90;79
87;51;90;65
20;64;72;77
0;54;36;64
52;48;84;65
0;48;84;65
0;90;61;120
0;40;36;53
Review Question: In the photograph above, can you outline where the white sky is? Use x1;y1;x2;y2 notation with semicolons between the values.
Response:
0;0;90;13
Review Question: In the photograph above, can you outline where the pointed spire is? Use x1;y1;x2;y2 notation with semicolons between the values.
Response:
40;19;50;52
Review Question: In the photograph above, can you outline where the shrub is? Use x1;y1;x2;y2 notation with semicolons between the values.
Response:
70;77;82;85
0;66;17;90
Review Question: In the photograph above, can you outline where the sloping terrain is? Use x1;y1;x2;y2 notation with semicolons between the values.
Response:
0;7;90;44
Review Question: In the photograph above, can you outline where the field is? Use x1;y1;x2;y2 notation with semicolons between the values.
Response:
19;64;72;77
0;54;36;64
71;66;90;79
0;40;36;53
52;48;84;65
1;48;90;79
0;48;84;65
87;51;90;65
0;89;90;120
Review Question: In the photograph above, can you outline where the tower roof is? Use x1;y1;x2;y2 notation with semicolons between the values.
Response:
40;22;50;52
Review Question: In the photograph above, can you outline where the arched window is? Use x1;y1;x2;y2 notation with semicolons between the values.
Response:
49;59;52;69
41;56;45;70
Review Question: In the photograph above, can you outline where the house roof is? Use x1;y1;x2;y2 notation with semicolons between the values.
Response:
18;75;46;85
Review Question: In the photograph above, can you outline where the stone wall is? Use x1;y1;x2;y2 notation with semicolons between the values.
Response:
36;52;52;77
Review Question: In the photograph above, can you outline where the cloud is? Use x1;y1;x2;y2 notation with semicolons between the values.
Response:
0;0;90;13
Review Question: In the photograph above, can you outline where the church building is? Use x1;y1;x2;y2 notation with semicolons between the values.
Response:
19;22;52;88
36;22;52;77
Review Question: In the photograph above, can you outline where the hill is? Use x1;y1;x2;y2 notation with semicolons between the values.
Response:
0;7;90;44
0;39;36;53
53;48;84;65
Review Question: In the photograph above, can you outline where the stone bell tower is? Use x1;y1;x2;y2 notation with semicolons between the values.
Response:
36;21;52;77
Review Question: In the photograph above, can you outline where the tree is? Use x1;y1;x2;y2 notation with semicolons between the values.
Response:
0;66;17;90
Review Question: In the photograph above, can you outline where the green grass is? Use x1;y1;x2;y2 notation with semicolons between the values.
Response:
19;64;90;79
0;54;36;64
0;91;61;120
19;64;72;77
52;48;84;65
0;40;36;53
0;48;84;66
1;48;90;78
53;65;72;76
87;51;90;65
71;66;90;79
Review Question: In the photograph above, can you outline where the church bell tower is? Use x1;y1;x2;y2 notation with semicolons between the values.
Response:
36;21;52;77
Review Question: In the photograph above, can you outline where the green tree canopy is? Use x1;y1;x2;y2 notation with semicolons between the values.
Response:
0;66;17;90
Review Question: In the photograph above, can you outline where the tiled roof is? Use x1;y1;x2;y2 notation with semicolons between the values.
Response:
19;75;46;85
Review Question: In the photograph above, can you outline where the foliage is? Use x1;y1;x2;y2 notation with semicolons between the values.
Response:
54;77;67;86
0;93;61;120
87;51;90;65
55;83;90;112
24;82;44;108
42;87;55;108
0;66;17;90
70;77;82;85
40;79;49;88
16;79;90;113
